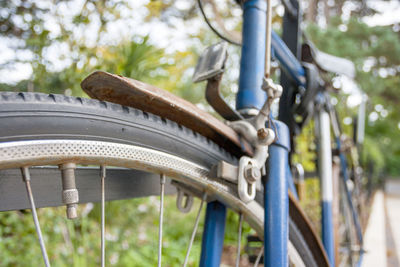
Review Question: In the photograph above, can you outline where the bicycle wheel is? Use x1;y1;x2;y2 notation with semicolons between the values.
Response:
337;174;362;267
0;92;318;266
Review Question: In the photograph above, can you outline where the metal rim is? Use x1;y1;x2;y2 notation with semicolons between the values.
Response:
0;139;305;266
0;139;263;235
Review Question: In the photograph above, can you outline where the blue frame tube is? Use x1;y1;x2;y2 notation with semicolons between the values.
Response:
264;121;290;267
236;0;267;110
199;201;227;267
271;31;306;87
236;1;307;111
317;109;335;266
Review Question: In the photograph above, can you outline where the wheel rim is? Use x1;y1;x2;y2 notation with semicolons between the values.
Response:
0;139;263;235
0;139;306;266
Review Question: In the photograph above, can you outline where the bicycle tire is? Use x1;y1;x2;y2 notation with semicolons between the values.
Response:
0;92;318;266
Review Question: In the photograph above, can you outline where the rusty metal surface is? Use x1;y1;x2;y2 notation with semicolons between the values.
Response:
81;71;252;157
205;75;243;121
289;192;331;267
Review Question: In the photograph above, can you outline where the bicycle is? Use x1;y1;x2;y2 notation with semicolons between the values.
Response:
0;0;367;266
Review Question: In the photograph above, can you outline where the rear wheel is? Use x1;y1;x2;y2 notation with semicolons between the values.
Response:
0;92;318;266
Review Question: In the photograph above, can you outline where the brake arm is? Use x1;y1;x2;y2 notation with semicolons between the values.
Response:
205;75;244;121
215;78;282;203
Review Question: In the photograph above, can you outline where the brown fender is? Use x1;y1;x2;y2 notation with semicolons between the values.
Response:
81;71;252;157
289;192;330;267
81;71;330;266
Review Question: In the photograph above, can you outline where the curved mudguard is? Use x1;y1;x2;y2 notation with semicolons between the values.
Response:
81;71;330;267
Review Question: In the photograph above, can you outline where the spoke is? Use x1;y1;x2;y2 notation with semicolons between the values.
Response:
253;246;264;267
183;192;207;267
235;213;243;267
100;166;106;267
21;167;51;267
158;174;166;267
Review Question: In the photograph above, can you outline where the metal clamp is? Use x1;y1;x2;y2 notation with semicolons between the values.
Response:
216;78;282;203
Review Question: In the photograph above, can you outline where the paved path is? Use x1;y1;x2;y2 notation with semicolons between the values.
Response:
363;190;387;267
362;180;400;267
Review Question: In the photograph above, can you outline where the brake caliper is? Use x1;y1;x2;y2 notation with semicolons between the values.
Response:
214;78;282;203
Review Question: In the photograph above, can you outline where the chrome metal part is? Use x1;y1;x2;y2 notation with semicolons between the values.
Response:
237;157;259;203
213;161;238;183
254;77;283;130
244;165;261;184
253;246;263;267
265;0;272;78
238;108;259;117
183;192;207;267
21;167;51;267
226;77;282;203
288;241;306;267
205;74;243;121
59;163;79;219
227;113;272;202
194;42;243;121
0;140;265;238
176;187;194;213
236;213;244;267
292;163;305;200
158;174;166;267
292;163;305;183
0;140;329;266
100;165;106;267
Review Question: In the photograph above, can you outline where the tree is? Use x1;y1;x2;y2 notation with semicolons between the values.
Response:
307;14;400;175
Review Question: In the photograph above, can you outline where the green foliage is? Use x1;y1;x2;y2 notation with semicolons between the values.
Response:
1;1;399;265
0;197;207;266
293;121;317;172
307;17;400;176
300;178;321;234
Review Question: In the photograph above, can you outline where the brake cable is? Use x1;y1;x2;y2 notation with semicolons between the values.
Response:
197;0;242;46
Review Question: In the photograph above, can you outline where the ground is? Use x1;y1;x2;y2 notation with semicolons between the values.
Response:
362;179;400;267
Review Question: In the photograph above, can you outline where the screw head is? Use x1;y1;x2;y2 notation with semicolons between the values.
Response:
257;128;269;140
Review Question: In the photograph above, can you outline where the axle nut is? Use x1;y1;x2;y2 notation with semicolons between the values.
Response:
244;165;261;183
257;128;269;139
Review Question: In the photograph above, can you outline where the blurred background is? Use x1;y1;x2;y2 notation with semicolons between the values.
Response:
0;0;399;266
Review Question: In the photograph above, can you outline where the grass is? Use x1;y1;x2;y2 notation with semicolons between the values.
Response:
0;195;255;267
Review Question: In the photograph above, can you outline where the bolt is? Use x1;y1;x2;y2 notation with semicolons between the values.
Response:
257;128;269;140
258;128;275;145
244;165;261;183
